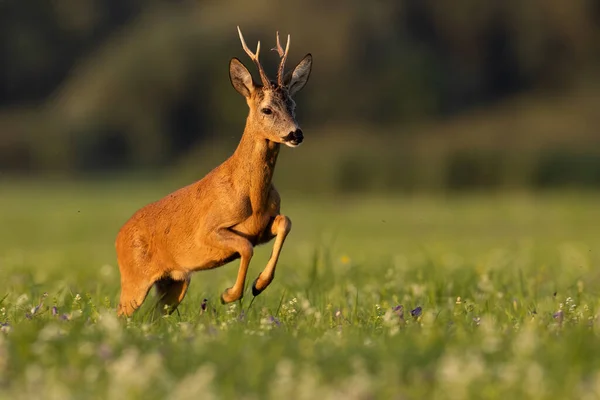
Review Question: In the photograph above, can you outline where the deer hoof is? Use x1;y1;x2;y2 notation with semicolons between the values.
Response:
220;288;242;304
252;277;265;297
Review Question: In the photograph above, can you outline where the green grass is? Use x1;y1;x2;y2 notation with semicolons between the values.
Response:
1;181;600;399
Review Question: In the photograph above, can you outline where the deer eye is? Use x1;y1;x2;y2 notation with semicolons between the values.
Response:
261;108;273;115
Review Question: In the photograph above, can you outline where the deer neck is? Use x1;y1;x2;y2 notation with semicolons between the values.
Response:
231;128;280;207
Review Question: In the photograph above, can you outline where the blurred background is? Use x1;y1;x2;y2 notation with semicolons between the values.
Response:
1;0;599;194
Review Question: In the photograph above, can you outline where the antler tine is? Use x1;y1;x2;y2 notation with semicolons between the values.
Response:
237;26;259;59
237;26;271;87
272;31;284;57
276;33;290;87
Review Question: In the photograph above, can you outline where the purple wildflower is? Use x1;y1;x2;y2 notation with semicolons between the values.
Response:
59;314;70;321
25;313;32;320
207;325;219;336
97;343;112;361
51;306;58;316
31;293;48;316
200;299;208;313
268;316;281;327
553;310;564;324
410;307;422;318
0;322;10;334
393;305;404;320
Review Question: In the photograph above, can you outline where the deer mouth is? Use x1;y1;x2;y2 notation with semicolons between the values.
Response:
283;129;303;147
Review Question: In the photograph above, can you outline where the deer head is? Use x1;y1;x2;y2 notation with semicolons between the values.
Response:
229;27;312;147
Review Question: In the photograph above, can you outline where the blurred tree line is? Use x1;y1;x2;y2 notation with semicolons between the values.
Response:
0;0;599;192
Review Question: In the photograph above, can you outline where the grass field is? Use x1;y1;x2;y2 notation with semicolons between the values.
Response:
1;181;600;399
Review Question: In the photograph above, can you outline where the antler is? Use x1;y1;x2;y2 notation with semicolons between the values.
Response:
237;26;271;88
272;31;291;87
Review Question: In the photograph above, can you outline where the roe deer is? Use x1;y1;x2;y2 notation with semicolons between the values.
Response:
115;27;312;317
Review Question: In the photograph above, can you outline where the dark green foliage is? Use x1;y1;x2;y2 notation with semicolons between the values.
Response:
0;0;599;192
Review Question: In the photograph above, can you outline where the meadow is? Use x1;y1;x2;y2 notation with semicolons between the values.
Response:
1;180;600;399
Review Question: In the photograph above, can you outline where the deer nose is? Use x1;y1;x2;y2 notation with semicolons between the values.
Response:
283;129;304;146
292;129;303;143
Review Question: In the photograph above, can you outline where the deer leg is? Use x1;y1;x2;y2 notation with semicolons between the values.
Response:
117;274;153;317
154;277;191;315
206;228;254;304
252;215;291;296
116;232;158;317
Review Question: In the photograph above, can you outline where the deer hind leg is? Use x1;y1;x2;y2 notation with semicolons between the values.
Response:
154;277;191;315
252;215;291;296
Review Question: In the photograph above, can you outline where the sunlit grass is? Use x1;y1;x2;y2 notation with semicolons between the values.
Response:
1;181;600;399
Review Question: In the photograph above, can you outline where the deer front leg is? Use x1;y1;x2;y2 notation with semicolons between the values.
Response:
207;228;254;304
252;215;291;296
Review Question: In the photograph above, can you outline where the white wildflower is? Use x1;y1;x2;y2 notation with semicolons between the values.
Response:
98;311;123;341
524;362;545;399
269;359;295;399
100;264;114;278
16;294;29;307
168;364;217;400
108;348;164;400
38;323;65;342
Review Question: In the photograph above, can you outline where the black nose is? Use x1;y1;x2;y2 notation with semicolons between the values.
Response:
292;129;303;142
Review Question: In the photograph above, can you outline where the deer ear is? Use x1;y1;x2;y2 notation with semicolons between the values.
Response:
284;54;312;96
229;58;256;98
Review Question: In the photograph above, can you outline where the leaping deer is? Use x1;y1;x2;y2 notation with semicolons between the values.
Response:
115;27;312;317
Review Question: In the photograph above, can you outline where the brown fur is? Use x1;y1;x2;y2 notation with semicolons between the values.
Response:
115;28;312;317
